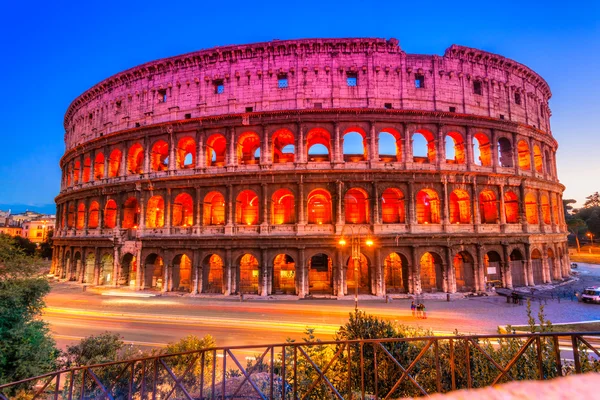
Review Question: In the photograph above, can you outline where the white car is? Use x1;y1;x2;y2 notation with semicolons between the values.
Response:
581;287;600;303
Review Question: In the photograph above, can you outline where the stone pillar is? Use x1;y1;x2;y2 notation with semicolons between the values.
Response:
165;188;172;229
225;184;234;234
445;247;456;293
196;129;205;170
465;127;473;171
168;131;176;172
408;181;416;229
297;247;306;298
369;121;378;163
120;144;128;176
491;130;499;172
529;137;536;175
442;179;450;229
89;150;96;182
519;181;527;227
103;146;110;179
262;125;271;166
261;248;268;297
296;123;306;165
511;133;519;175
411;246;421;294
297;180;305;232
227;128;237;167
162;259;170;293
499;184;506;226
537;191;545;230
135;248;143;290
93;248;100;286
337;248;346;297
195;187;203;229
112;246;120;286
436;125;445;167
143;136;150;173
502;244;513;289
525;243;534;286
404;125;413;166
192;250;200;295
372;182;380;225
224;250;232;295
78;154;84;183
472;180;481;229
334;123;343;164
138;191;146;229
374;247;383;296
335;180;344;232
260;183;269;232
542;244;550;283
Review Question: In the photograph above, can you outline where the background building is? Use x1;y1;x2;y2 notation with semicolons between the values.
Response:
52;38;568;297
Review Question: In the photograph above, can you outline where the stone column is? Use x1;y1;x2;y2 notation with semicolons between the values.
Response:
372;182;380;225
541;244;550;283
511;133;519;175
335;180;344;232
89;150;96;182
224;249;232;295
369;121;378;163
143;136;150;173
445;247;456;293
411;246;421;294
103;146;110;179
227;127;236;167
93;248;100;286
195;187;202;229
374;247;383;296
436;124;445;167
475;244;485;292
529;137;536;175
192;249;200;295
334;123;343;164
162;258;170;293
225;184;234;234
403;125;412;166
499;184;506;226
465;127;473;171
196;129;205;170
112;245;120;286
261;183;269;232
262;125;271;166
472;180;481;229
297;247;306;298
165;188;172;230
502;244;513;289
442;179;450;229
168;131;176;172
297;180;305;232
135;247;143;290
337;248;346;297
491;130;499;172
261;248;268;296
138;191;146;229
525;243;534;286
408;181;416;228
296;123;306;165
78;154;84;183
120;144;128;176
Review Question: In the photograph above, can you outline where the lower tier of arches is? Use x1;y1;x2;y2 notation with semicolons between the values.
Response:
50;238;570;297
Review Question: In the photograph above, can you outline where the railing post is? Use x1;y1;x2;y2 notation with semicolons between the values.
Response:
282;345;287;400
450;338;456;391
465;339;471;389
360;341;365;400
222;349;227;400
553;335;563;377
571;335;582;373
535;336;543;379
434;339;442;393
374;343;378;400
54;372;61;400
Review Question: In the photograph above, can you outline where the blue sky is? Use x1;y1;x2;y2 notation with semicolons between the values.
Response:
0;0;598;213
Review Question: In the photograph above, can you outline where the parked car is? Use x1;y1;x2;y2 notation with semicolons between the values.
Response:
581;287;600;303
571;263;578;268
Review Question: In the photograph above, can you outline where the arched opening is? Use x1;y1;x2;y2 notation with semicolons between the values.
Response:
453;251;475;291
271;189;295;225
65;165;72;187
346;254;370;294
99;254;113;285
127;143;144;174
239;254;259;294
73;252;82;282
381;188;406;224
497;138;514;168
420;252;444;292
104;199;117;228
273;254;295;294
308;253;333;295
143;254;164;290
412;130;436;163
67;204;75;228
203;254;223;293
206;134;227;167
343;129;367;162
237;132;261;165
88;201;99;229
449;189;471;224
378;129;402;162
344;188;369;224
307;189;332;224
541;195;551;224
203;192;225;225
172;193;193;227
517;140;531;170
146;196;165;228
445;132;465;164
120;253;136;287
122;197;140;229
272;129;295;163
63;251;71;280
236;190;259;225
473;133;492;167
416;189;441;224
151;140;169;172
384;252;409;293
73;161;81;184
76;203;85;229
531;249;543;284
479;190;498;224
306;128;331;162
504;191;519;224
525;193;539;224
544;150;552;177
94;152;105;180
552;194;560;224
509;249;525;287
547;248;555;280
533;145;543;173
82;157;91;182
484;251;502;283
108;149;122;177
84;253;95;284
172;254;192;292
176;137;196;169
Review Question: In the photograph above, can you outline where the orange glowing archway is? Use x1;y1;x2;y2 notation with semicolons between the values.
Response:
108;149;122;177
344;188;369;224
307;189;332;224
272;189;295;225
122;197;140;229
236;190;259;225
203;191;225;225
449;189;470;224
473;133;492;167
445;132;465;164
127;143;144;174
479;190;498;224
104;199;117;228
416;189;440;224
381;188;406;223
176;136;196;169
146;196;165;228
272;129;295;163
172;193;193;226
206;134;227;167
151;140;169;172
94;152;105;180
525;193;539;224
306;128;331;162
504;191;519;223
76;202;85;229
237;131;261;165
88;201;99;229
517;140;531;170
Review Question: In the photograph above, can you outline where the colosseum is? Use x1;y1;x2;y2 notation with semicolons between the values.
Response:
51;38;569;298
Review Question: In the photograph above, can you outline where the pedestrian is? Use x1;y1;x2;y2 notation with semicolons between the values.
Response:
411;301;416;317
421;304;427;319
417;303;423;318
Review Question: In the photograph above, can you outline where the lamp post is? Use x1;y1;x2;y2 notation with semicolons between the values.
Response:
588;232;594;248
338;226;373;311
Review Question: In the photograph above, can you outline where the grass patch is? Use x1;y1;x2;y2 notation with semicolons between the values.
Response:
511;321;600;333
570;253;600;264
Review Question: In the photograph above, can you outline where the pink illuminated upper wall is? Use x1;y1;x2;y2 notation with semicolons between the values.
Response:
63;38;552;150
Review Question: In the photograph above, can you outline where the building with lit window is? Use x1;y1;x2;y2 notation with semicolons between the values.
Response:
52;38;569;296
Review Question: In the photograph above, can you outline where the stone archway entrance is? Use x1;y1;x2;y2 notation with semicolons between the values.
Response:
203;254;224;294
172;254;193;292
239;254;259;294
346;254;370;294
510;250;526;287
144;254;164;290
273;254;296;295
120;253;136;287
384;252;409;293
420;252;444;292
453;251;475;292
308;253;333;295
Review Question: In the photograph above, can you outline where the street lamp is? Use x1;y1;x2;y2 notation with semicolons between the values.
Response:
338;225;373;311
587;232;594;248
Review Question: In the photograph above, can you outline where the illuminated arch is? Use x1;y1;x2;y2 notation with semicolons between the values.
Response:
344;188;369;224
82;157;91;182
151;140;169;172
76;202;85;229
88;201;99;229
449;189;471;224
99;253;113;285
108;149;122;177
306;128;331;162
206;134;227;167
146;195;165;228
479;190;498;224
203;191;225;225
445;131;465;164
381;188;406;223
239;254;259;294
203;254;224;293
525;193;539;224
272;189;295;225
127;143;144;174
420;252;444;292
172;193;193;227
453;251;475;291
378;128;402;162
67;203;75;228
171;254;193;292
497;137;514;168
73;160;81;184
272;129;295;163
308;253;333;295
307;189;332;224
384;252;409;293
237;131;261;165
176;136;196;169
473;133;492;167
236;190;259;225
346;253;371;294
416;189;440;224
94;152;105;180
143;253;164;290
541;194;551;224
122;197;140;229
504;191;519;224
533;145;543;173
412;129;436;163
104;199;117;228
517;140;531;170
273;254;295;294
342;127;367;161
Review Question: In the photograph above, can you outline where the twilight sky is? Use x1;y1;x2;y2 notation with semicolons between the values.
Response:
0;0;598;213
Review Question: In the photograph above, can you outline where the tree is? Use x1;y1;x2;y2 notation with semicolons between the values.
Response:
567;218;587;253
12;236;37;257
584;192;600;208
587;210;600;237
563;199;577;218
38;230;53;259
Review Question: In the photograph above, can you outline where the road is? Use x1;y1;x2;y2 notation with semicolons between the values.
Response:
43;263;600;350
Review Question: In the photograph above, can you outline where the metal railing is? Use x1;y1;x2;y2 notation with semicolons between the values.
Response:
1;332;600;399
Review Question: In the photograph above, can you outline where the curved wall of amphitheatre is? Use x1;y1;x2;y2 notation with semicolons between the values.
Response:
52;38;568;297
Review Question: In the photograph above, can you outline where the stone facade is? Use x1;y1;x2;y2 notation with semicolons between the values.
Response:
52;38;568;297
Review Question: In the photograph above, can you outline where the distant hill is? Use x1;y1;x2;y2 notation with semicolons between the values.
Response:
0;204;56;215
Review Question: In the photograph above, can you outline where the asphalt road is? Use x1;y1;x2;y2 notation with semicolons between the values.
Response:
43;263;600;350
